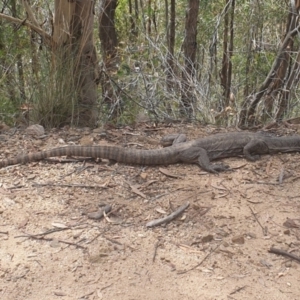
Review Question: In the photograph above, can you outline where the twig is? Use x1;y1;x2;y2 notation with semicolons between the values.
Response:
278;167;284;184
86;232;102;245
100;283;113;291
249;206;268;236
146;202;190;228
246;181;278;185
15;227;69;238
229;285;247;295
32;182;108;189
269;247;300;263
177;243;221;274
60;164;93;179
16;234;86;249
104;236;123;245
152;240;161;262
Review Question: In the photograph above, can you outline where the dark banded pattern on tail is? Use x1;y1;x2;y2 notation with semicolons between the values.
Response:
0;145;182;168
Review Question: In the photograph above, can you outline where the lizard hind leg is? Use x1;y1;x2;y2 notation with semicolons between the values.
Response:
179;146;228;174
243;139;269;161
195;148;229;173
160;134;187;147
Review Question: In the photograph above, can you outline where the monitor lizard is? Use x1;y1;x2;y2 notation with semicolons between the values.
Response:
1;131;300;173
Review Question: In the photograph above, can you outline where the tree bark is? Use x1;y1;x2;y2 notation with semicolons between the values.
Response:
53;0;98;126
99;0;120;120
180;0;200;119
239;0;300;127
166;0;176;91
220;0;235;110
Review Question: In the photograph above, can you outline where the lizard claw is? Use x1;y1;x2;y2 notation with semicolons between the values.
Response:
210;163;230;172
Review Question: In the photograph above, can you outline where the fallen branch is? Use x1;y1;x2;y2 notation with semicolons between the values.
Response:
269;247;300;263
146;202;189;228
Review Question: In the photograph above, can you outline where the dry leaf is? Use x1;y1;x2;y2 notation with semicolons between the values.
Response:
52;222;68;229
126;182;147;198
155;207;167;214
159;167;181;178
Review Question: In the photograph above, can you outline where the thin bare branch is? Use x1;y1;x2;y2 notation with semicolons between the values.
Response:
0;13;52;46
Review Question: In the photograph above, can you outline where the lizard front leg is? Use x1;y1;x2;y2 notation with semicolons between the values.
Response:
179;147;229;173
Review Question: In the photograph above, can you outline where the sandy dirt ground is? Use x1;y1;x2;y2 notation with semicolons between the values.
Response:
0;124;300;300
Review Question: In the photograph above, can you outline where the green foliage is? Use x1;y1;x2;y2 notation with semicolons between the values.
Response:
0;20;31;124
0;0;298;126
28;50;80;127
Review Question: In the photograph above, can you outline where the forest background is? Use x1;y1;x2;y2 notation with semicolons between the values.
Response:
0;0;299;128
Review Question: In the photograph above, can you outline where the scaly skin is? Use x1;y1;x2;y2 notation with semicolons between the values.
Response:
1;132;300;173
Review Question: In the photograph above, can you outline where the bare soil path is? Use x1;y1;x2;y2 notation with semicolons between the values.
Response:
0;124;300;300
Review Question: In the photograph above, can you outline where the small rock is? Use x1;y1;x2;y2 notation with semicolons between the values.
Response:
2;197;16;207
54;291;67;297
246;232;257;239
26;124;45;137
80;135;94;146
140;172;147;179
222;241;229;247
232;235;245;244
285;261;292;268
260;259;272;268
276;237;285;243
50;239;60;248
0;122;10;132
216;228;229;237
0;134;8;141
202;234;214;243
283;229;290;235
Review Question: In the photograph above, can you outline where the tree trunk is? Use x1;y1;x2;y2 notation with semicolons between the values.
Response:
239;0;300;127
128;0;137;38
180;0;200;119
52;0;98;126
99;0;121;120
166;0;176;91
12;0;26;103
220;0;235;110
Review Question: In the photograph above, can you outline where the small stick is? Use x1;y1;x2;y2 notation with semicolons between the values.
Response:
177;243;221;274
230;285;247;295
269;247;300;263
15;227;69;238
278;167;284;184
152;240;160;262
249;206;268;236
104;236;122;246
32;182;108;189
27;235;86;249
146;202;189;228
